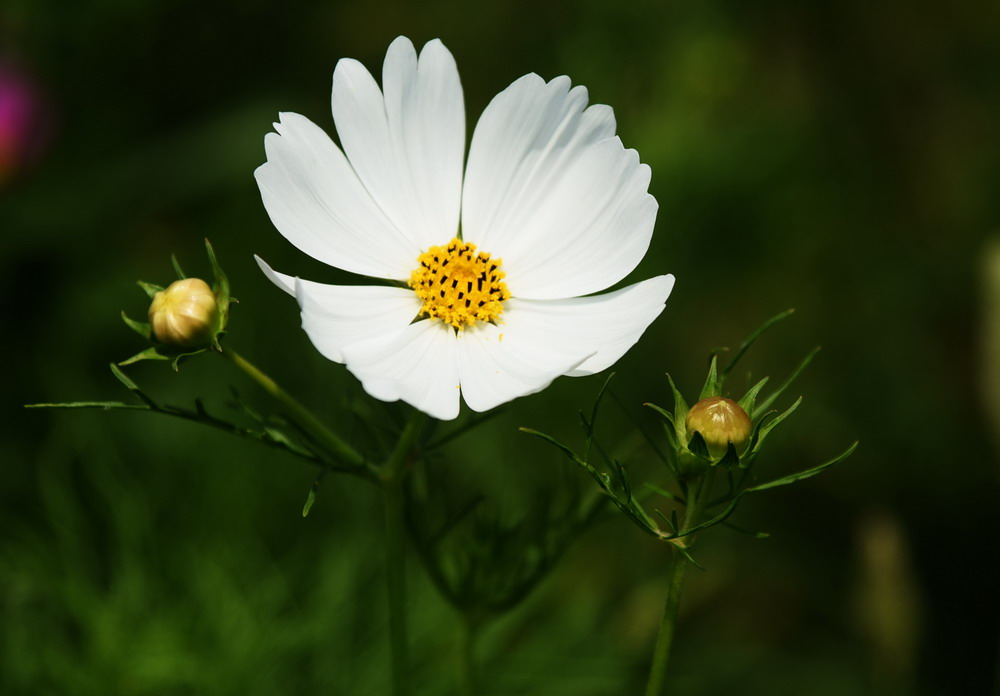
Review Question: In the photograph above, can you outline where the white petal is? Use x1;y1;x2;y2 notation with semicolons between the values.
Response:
332;37;464;249
455;318;591;413
255;112;418;279
341;319;461;421
462;74;656;299
291;277;422;364
255;255;296;296
504;274;675;377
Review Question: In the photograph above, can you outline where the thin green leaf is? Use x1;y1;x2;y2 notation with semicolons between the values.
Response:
302;486;317;517
643;482;679;502
171;254;187;279
263;427;313;458
643;401;674;425
654;508;676;533
722;308;795;378
674;544;705;570
751;397;802;454
24;401;147;410
584;373;615;463
698;354;721;400
745;441;857;493
519;428;585;467
753;346;820;420
675;495;744;538
109;363;158;408
721;521;771;539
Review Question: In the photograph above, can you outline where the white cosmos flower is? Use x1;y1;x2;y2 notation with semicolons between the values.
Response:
254;36;675;421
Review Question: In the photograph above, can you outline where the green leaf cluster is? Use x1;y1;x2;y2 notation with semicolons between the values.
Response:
523;311;857;553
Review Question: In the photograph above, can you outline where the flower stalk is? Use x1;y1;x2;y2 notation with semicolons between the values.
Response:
219;347;365;470
457;613;478;696
379;412;424;696
645;469;714;696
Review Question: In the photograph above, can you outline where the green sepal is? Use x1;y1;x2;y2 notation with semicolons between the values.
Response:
119;346;171;366
137;281;164;299
119;344;207;371
698;354;721;400
687;430;710;460
665;374;689;449
717;441;741;468
737;376;769;416
171;254;187;280
739;415;771;469
205;238;231;336
120;311;151;340
644;402;679;452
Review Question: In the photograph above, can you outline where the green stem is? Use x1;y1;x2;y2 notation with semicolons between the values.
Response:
644;470;715;696
219;348;365;470
458;614;478;696
644;551;688;696
380;413;424;696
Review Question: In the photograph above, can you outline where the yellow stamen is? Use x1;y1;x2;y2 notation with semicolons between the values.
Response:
408;237;510;329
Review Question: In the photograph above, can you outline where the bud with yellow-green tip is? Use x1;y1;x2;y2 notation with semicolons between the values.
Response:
148;277;219;348
120;239;232;369
685;396;751;460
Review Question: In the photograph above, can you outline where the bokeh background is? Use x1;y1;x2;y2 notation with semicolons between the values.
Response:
4;1;1000;694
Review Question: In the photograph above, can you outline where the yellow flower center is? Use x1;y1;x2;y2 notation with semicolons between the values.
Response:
408;237;510;329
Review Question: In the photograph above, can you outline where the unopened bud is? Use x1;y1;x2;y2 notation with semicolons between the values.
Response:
685;397;751;459
148;278;219;348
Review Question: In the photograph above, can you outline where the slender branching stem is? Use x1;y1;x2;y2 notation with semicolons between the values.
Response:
645;469;716;696
219;348;365;469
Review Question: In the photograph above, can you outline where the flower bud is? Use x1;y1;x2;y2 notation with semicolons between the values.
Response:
148;278;219;348
685;397;751;459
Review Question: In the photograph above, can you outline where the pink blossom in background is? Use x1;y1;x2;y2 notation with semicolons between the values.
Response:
0;61;44;185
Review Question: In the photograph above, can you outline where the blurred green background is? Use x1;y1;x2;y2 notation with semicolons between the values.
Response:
4;0;1000;694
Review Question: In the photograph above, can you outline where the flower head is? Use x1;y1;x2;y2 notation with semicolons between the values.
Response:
255;37;674;420
148;277;220;348
685;396;751;460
